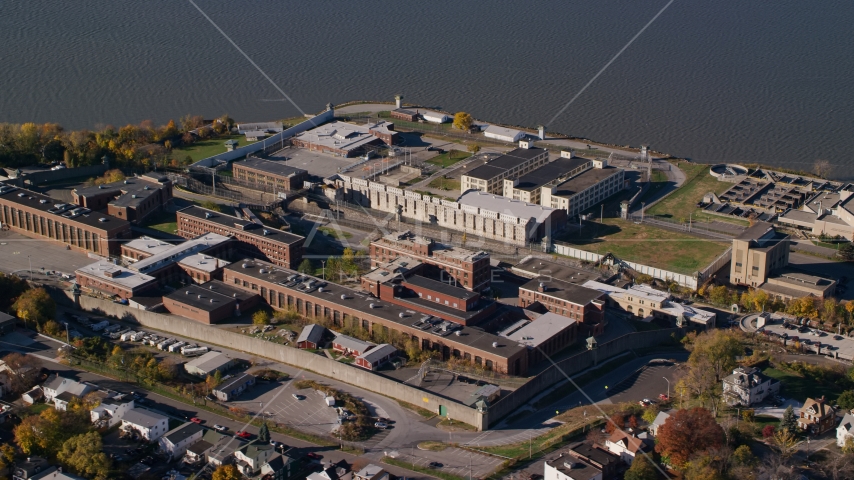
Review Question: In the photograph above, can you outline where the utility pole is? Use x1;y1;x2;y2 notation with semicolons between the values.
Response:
641;202;645;223
321;260;326;280
663;377;670;400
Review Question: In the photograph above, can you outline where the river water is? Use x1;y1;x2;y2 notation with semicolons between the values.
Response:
1;0;853;178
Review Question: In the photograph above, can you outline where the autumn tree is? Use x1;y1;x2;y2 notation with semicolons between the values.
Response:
253;310;270;325
605;413;624;433
0;272;30;311
773;428;798;458
13;287;55;329
467;143;481;154
14;407;89;457
0;443;15;474
0;352;42;394
787;296;818;318
93;168;125;185
212;465;241;480
57;432;111;480
297;259;313;275
624;455;657;480
682;330;743;414
655;407;725;467
452;112;473;131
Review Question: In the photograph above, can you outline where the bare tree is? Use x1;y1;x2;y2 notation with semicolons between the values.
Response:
0;353;42;395
814;159;833;179
819;452;854;480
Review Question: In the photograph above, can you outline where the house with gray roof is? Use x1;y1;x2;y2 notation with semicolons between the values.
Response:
296;324;325;349
158;422;204;460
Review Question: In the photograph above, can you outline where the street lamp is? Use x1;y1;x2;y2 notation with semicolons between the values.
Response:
662;377;670;400
321;260;326;281
28;255;32;279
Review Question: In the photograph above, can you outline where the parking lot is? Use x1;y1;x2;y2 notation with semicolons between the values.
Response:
393;446;504;479
0;230;93;278
758;316;854;360
599;363;681;406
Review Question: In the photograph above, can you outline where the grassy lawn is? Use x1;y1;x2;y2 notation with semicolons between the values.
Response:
559;218;728;275
426;150;470;168
647;162;748;225
318;226;352;239
141;210;178;234
428;177;461;192
763;367;844;401
172;134;258;163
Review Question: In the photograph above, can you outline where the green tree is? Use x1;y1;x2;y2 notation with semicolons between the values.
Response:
732;444;757;468
839;243;854;261
0;272;30;311
452;112;473;131
253;310;270;325
13;287;55;328
838;390;854;410
200;200;222;212
258;422;270;443
298;259;313;275
624;455;657;480
211;465;241;480
57;432;111;480
780;405;798;433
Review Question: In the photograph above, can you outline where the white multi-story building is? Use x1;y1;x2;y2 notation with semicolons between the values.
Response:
158;422;205;461
461;140;549;194
544;458;602;480
121;408;169;441
722;367;780;406
90;395;135;427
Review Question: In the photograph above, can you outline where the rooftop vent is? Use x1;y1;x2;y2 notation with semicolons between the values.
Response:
209;285;214;290
186;291;190;294
242;263;249;268
144;186;150;190
98;185;104;189
318;287;324;293
205;213;212;219
492;342;499;348
123;180;128;184
131;195;137;199
197;295;202;299
369;303;376;309
262;229;270;236
259;268;268;274
398;312;405;318
455;331;462;336
39;199;48;204
233;293;237;297
98;218;108;222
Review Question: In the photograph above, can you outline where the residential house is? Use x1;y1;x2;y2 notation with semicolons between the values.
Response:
234;442;275;477
42;374;92;403
52;381;97;411
649;410;672;437
21;386;43;405
185;430;225;464
159;422;205;460
544;456;603;480
212;372;256;401
563;442;619;480
722;367;780;406
121;408;169;441
353;465;389;480
12;457;51;480
603;430;652;464
306;461;352;480
260;453;297;480
207;433;246;466
837;412;854;447
799;396;836;435
0;312;16;335
355;344;397;371
90;394;135;427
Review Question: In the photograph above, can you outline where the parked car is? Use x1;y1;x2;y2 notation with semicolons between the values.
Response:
213;425;227;432
658;394;670;401
428;462;443;469
236;431;251;439
306;452;321;460
292;394;303;400
190;417;202;424
374;422;387;430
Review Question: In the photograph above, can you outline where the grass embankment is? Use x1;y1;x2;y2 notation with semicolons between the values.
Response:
560;218;728;275
397;400;436;419
647;161;748;226
317;226;352;240
172;134;258;162
428;177;461;192
763;367;843;402
418;441;448;451
426;150;470;168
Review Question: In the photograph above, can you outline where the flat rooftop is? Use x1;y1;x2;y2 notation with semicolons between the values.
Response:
465;147;546;180
130;233;231;274
510;158;591;192
773;269;834;287
179;253;231;273
178;206;304;245
552;166;622;198
233;156;307;178
123;237;174;257
458;190;557;224
0;183;130;230
74;175;169;208
403;275;478;301
76;260;156;289
521;277;605;306
512;256;601;284
499;312;576;347
736;221;776;241
225;259;525;359
292;121;389;152
377;231;489;263
165;280;256;312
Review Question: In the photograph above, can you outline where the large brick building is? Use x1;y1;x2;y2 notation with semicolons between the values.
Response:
518;277;606;336
232;157;308;192
163;280;260;324
75;260;158;299
176;206;304;269
128;233;233;286
71;174;173;224
0;183;131;256
222;259;529;375
370;231;491;292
